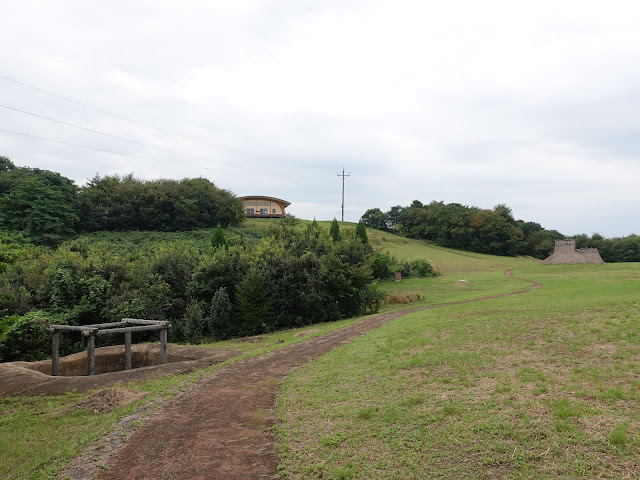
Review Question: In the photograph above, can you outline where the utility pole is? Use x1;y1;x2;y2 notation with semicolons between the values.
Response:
337;167;350;222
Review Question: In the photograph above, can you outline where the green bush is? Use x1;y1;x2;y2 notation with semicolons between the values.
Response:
407;259;437;277
396;259;438;278
368;251;395;279
0;311;76;362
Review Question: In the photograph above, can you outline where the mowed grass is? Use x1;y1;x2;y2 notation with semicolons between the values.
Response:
371;229;534;309
277;256;640;478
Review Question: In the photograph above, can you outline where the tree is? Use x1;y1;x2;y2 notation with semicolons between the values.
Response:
493;203;515;223
211;223;228;250
208;287;233;339
181;300;205;343
330;218;340;241
0;167;77;244
235;269;274;336
355;220;369;244
360;208;389;231
0;156;15;173
76;174;245;232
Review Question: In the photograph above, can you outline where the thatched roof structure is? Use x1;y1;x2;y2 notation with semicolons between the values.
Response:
542;239;604;265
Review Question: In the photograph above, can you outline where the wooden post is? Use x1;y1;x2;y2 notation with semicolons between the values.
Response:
51;331;60;376
160;327;168;365
86;332;96;376
124;331;132;370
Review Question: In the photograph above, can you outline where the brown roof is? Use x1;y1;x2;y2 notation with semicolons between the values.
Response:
240;196;291;207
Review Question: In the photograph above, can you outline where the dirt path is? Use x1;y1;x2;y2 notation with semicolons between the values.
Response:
96;309;422;480
92;267;541;480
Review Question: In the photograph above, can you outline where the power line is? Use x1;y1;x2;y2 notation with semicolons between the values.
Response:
0;128;293;177
0;73;326;169
0;103;311;177
337;167;350;222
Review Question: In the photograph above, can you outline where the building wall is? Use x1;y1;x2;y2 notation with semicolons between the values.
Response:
242;198;287;217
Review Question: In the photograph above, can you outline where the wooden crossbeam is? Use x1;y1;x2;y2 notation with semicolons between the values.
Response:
48;319;171;376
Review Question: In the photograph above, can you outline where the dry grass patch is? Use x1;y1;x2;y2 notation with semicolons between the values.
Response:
384;292;422;304
71;387;147;414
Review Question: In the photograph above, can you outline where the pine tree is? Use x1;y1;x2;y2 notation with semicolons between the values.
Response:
211;223;228;250
330;218;340;242
208;287;233;339
182;300;205;343
355;220;369;244
235;269;274;336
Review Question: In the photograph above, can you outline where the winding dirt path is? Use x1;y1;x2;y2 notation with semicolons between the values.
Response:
94;267;541;480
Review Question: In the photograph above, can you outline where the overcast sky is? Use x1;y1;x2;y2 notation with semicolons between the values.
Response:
1;1;639;237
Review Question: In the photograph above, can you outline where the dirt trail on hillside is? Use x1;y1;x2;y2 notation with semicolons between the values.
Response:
86;268;541;480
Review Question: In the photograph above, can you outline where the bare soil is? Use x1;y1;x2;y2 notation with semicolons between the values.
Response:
72;387;148;414
0;345;240;397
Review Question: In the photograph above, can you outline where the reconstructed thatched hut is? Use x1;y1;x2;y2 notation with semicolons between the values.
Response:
542;239;604;265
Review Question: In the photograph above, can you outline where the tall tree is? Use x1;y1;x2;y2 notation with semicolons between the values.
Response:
330;218;340;241
360;208;389;231
0;165;77;244
0;156;15;173
355;220;369;244
235;269;274;336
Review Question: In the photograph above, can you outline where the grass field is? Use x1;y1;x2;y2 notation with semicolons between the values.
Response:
1;224;638;479
276;254;640;479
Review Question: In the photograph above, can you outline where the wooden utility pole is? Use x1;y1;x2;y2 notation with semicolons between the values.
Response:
337;167;350;222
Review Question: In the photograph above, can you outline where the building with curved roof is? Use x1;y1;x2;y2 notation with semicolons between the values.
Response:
240;196;291;218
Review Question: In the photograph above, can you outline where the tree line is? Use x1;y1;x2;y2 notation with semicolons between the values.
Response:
0;157;244;244
361;200;640;261
574;233;640;263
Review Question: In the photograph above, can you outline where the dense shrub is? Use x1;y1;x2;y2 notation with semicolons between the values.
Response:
0;311;75;362
396;258;438;279
0;221;388;356
406;259;437;277
369;251;395;279
355;220;369;244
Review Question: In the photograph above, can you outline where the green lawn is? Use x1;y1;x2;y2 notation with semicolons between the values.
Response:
276;262;640;479
372;228;533;310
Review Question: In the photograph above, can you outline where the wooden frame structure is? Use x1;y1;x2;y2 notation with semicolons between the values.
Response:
47;318;171;376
